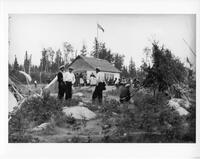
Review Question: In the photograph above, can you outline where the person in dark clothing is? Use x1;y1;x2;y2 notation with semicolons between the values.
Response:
57;65;65;99
92;67;105;104
119;84;131;103
113;78;117;85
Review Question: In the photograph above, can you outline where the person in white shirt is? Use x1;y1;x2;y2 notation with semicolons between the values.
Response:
34;80;37;88
90;73;96;86
63;67;75;100
92;67;106;104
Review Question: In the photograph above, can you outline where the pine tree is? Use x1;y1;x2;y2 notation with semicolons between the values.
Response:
113;53;124;71
121;66;129;78
24;51;30;73
47;47;55;72
80;44;87;56
98;43;114;63
13;55;19;71
40;49;48;72
91;39;114;63
54;49;63;70
129;57;136;78
91;37;99;58
143;42;187;96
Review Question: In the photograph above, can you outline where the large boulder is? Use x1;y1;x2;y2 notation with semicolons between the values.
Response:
168;98;190;116
62;106;96;120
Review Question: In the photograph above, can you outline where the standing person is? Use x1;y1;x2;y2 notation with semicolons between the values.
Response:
86;78;90;86
63;67;75;100
79;73;84;87
57;65;65;99
113;78;117;86
115;78;121;88
90;73;96;86
83;76;87;86
92;67;106;104
34;80;37;88
74;73;79;87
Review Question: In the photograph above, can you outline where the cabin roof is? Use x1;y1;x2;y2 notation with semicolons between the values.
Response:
68;55;121;73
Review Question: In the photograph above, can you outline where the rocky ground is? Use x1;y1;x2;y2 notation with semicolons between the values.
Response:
9;85;196;143
28;86;120;143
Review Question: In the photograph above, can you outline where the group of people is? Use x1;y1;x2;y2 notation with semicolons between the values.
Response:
57;65;140;104
57;65;106;104
74;72;97;87
57;65;76;100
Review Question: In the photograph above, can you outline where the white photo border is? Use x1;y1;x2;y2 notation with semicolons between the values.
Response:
0;0;199;159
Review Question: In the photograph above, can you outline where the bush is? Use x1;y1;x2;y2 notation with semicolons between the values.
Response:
183;99;196;142
54;112;76;127
134;92;195;142
9;95;81;131
9;133;40;143
100;91;194;143
99;99;121;115
9;92;83;142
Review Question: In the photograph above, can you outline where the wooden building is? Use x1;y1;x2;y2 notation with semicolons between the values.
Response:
67;55;121;82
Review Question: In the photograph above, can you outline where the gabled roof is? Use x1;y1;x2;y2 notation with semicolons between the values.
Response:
68;55;121;73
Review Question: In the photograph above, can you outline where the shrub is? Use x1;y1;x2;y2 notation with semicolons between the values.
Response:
54;112;76;127
9;133;40;143
9;92;83;142
99;98;121;115
183;99;196;142
101;90;193;143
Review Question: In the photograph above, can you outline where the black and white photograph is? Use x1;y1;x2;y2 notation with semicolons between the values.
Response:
8;14;196;143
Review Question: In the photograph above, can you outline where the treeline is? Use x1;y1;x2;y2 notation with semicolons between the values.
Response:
9;38;140;84
9;37;194;90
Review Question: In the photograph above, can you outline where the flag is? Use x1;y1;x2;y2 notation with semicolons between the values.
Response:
97;23;104;32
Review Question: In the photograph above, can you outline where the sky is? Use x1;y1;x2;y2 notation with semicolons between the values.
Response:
9;14;196;68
